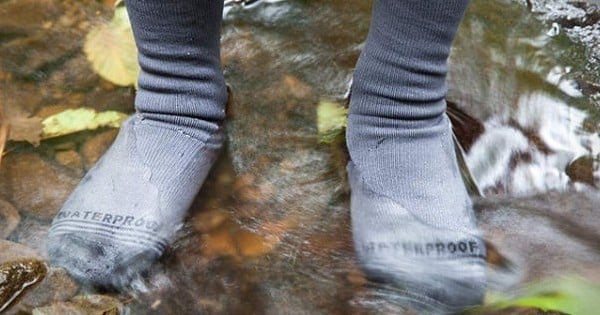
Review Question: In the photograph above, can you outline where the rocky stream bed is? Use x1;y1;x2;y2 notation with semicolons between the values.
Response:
1;0;599;314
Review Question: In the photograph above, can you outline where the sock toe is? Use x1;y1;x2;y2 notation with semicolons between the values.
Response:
48;233;159;289
348;161;487;311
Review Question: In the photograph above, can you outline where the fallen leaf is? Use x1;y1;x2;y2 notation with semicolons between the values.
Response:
0;118;8;166
41;108;127;139
317;100;347;143
4;105;43;146
84;4;139;87
486;276;600;315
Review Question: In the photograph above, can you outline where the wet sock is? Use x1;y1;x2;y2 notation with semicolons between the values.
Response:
47;0;226;288
347;0;487;311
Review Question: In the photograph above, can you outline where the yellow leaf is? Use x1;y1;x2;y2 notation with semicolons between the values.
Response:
84;6;139;87
317;101;347;143
41;108;128;139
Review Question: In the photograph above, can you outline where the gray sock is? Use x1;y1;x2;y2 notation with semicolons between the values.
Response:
347;0;487;311
47;0;226;288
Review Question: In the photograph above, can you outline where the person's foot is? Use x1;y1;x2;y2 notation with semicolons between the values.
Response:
47;0;227;288
48;115;224;288
349;159;487;312
346;0;487;311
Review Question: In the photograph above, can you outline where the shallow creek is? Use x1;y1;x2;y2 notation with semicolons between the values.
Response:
0;0;599;314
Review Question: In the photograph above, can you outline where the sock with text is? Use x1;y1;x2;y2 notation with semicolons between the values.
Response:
47;0;227;288
347;0;487;311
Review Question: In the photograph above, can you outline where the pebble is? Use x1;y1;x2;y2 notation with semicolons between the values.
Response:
55;150;84;177
0;241;47;313
566;155;595;186
8;216;50;257
0;27;82;78
81;129;118;170
5;152;78;220
0;200;20;239
0;0;61;36
8;268;79;315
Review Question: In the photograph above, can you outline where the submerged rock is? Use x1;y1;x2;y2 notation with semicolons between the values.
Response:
81;129;118;170
0;199;20;239
32;295;123;315
0;241;47;313
5;152;78;220
8;268;79;315
7;216;50;266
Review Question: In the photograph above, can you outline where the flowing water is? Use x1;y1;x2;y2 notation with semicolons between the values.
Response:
1;0;599;314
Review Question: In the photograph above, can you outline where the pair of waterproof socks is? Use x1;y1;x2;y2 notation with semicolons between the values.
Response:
47;0;486;311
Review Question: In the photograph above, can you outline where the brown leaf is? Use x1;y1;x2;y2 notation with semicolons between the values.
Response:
0;123;7;167
5;106;42;146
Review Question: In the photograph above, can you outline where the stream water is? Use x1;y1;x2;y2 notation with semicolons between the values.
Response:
1;0;599;314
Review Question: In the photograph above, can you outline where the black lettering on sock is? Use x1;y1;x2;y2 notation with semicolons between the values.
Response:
436;242;445;255
83;211;92;219
102;214;113;223
458;241;468;253
402;243;413;255
469;240;479;253
414;244;425;255
134;218;145;227
71;211;81;218
146;220;159;231
92;212;102;221
123;216;134;226
363;242;375;253
426;243;435;255
112;215;124;225
448;242;457;253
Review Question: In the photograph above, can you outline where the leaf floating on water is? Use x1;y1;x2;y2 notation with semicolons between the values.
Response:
41;108;127;139
485;276;600;315
317;101;347;143
84;4;139;87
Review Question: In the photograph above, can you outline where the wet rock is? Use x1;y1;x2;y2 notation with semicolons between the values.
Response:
566;155;596;186
82;88;134;113
8;268;79;315
475;192;600;287
0;241;47;313
0;26;81;79
0;260;48;313
0;0;61;39
0;199;20;239
3;82;44;116
32;295;123;315
81;129;118;169
55;150;84;177
8;217;50;256
555;3;600;28
44;54;100;93
576;77;600;95
282;74;312;99
0;239;43;261
5;152;78;220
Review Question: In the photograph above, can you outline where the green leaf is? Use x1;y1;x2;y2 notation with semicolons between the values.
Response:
317;101;347;143
486;277;600;315
41;108;128;139
84;5;139;87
